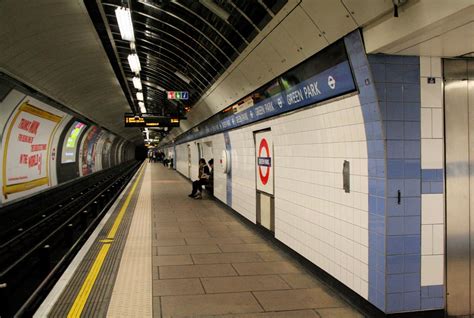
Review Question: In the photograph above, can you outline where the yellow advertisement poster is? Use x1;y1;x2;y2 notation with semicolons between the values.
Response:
2;101;63;199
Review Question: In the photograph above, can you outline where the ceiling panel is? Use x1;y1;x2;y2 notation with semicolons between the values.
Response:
0;0;142;142
300;0;357;43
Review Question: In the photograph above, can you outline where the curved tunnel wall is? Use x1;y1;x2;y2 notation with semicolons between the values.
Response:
162;30;445;314
0;86;136;206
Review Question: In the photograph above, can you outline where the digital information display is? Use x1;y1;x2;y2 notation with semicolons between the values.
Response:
167;91;188;100
61;121;86;163
124;114;180;127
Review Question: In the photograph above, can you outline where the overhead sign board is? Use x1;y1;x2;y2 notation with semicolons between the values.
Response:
167;91;189;100
124;114;180;127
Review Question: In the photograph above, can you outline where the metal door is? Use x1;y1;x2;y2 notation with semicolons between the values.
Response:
445;59;474;316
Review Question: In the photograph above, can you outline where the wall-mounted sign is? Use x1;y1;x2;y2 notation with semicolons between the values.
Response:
255;131;273;195
167;91;189;100
124;114;180;127
61;121;87;163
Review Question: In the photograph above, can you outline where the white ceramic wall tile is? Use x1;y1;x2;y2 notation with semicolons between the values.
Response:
422;194;444;225
421;108;432;139
431;108;443;138
421;80;443;108
421;139;444;169
420;57;431;77
421;224;433;255
431;58;442;78
432;224;444;255
421;255;444;286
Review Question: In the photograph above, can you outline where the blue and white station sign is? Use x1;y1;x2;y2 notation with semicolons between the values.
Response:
178;60;356;144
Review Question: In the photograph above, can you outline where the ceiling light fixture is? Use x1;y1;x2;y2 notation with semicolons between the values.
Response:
136;92;144;101
128;53;141;73
199;0;230;21
174;71;191;84
132;77;142;90
115;7;135;42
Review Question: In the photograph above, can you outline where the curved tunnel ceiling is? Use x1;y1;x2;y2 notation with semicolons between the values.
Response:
90;0;287;141
0;0;143;143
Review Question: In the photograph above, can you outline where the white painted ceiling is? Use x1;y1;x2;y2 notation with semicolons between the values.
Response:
0;0;143;143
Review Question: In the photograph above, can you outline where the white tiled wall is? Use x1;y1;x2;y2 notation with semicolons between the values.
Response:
229;128;257;223
420;56;444;286
272;95;369;299
174;93;370;299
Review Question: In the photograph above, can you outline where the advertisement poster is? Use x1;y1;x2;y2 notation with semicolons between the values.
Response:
2;100;63;199
61;121;87;163
101;133;115;170
80;126;102;176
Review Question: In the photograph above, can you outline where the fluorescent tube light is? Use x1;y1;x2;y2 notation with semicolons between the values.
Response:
136;92;144;101
174;71;191;84
138;101;145;107
115;7;135;42
132;77;142;90
199;0;230;21
140;106;147;113
128;54;141;73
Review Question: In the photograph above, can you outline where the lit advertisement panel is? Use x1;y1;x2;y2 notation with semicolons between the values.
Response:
1;100;63;200
61;121;86;163
80;126;102;176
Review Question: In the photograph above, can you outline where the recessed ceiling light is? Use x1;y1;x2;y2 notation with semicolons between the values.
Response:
115;7;135;42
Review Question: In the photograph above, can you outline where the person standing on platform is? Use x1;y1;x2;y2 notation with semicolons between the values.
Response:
188;158;209;199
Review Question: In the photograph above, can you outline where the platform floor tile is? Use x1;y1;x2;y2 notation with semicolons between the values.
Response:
149;164;367;318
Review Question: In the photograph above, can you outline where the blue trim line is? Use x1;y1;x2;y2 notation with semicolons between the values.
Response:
223;131;232;207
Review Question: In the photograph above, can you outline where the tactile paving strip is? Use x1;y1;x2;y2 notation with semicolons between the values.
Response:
47;164;146;317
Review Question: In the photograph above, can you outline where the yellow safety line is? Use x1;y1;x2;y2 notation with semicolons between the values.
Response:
66;163;146;318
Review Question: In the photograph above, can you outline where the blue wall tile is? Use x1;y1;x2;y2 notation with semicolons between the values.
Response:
404;197;421;216
387;255;404;273
404;103;421;121
372;63;386;83
386;83;404;102
386;64;405;83
428;285;444;298
404;141;421;159
403;64;421;83
404;160;421;178
386;102;404;120
388;140;404;158
404;235;421;254
387;237;404;255
404;179;421;197
404;273;421;292
404;291;421;310
404;216;421;235
403;56;420;65
388;274;404;293
403;84;421;102
388;179;404;198
405;122;421;140
387;293;404;312
430;182;443;193
386;55;405;64
404;254;420;273
387;197;404;216
388;160;404;178
386;121;404;139
388;217;404;235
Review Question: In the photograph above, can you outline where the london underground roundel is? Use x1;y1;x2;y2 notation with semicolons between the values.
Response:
255;131;273;194
258;138;271;185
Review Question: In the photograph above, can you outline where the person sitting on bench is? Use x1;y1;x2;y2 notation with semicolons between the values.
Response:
188;158;210;199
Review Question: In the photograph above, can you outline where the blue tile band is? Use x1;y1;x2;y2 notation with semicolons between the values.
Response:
344;31;387;311
421;169;443;194
223;131;232;207
421;285;444;309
